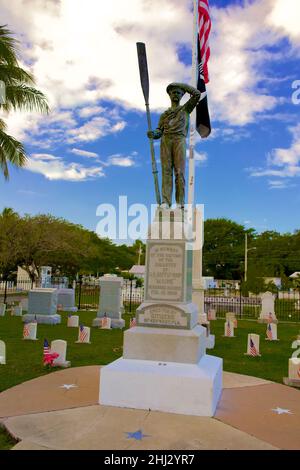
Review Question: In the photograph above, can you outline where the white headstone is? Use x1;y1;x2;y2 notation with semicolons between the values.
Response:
265;323;278;341
0;340;6;364
224;320;235;337
99;316;112;329
12;305;23;316
207;309;216;321
246;334;261;356
0;304;6;317
93;275;124;329
288;358;300;381
51;339;70;367
76;326;91;343
23;322;37;340
199;313;208;324
259;292;277;323
67;315;79;327
226;312;237;328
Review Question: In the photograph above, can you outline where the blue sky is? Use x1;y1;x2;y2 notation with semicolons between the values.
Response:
0;0;299;240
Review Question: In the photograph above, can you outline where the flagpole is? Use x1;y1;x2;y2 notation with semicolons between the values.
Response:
187;0;199;214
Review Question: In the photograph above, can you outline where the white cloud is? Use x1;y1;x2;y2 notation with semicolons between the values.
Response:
66;116;126;143
70;148;99;158
26;153;104;181
78;106;105;118
267;0;300;41
268;180;294;190
107;154;136;167
249;124;300;182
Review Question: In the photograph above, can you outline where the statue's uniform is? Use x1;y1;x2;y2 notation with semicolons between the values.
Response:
157;91;200;207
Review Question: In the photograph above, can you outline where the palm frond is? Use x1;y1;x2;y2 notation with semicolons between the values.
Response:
2;84;50;114
0;25;19;65
0;64;35;85
0;129;27;180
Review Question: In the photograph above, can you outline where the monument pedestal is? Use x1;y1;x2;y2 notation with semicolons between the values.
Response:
22;314;61;324
100;355;222;417
99;208;222;416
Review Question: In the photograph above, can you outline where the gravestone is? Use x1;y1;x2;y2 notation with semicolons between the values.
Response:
76;326;91;343
67;315;79;328
93;275;124;329
0;340;6;365
12;305;22;316
245;334;261;356
51;340;71;367
283;357;300;388
224;320;235;338
23;288;61;324
258;292;278;323
100;207;223;416
226;312;237;328
99;316;112;329
57;289;78;312
0;304;6;317
23;322;38;340
265;323;279;341
207;308;216;321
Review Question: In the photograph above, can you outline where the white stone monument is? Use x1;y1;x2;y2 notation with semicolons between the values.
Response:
100;208;223;417
76;325;91;343
99;316;112;329
57;288;78;312
67;315;79;328
0;304;6;317
0;340;6;365
224;320;235;337
51;340;71;367
245;334;261;356
11;305;22;316
258;292;278;323
23;322;38;340
265;323;279;341
23;288;61;324
191;207;205;323
93;275;124;329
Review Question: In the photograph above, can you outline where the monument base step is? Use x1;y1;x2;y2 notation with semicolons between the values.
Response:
99;354;223;417
92;318;125;329
206;334;215;349
123;325;207;364
22;314;61;325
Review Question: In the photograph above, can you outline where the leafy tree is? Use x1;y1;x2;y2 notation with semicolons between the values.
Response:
0;25;49;179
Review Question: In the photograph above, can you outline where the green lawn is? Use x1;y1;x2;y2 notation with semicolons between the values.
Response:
0;426;18;450
0;313;300;392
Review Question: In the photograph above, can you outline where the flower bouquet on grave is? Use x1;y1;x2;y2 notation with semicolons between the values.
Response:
43;339;59;368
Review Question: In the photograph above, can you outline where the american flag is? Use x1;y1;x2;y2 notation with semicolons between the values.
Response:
130;317;137;328
226;321;231;337
23;323;30;338
249;337;259;356
79;324;88;342
266;323;273;340
196;0;212;138
43;339;51;364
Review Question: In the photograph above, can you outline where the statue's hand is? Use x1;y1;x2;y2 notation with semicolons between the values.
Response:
147;130;161;140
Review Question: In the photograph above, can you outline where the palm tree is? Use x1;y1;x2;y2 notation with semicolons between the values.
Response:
0;24;49;179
